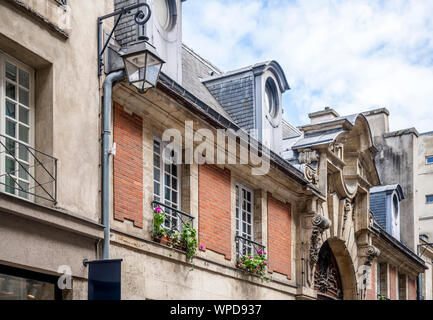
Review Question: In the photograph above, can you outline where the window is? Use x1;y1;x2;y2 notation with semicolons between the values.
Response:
426;156;433;165
392;194;399;225
426;195;433;204
153;138;180;230
264;78;278;119
0;53;34;200
154;0;177;31
0;264;61;300
235;184;254;255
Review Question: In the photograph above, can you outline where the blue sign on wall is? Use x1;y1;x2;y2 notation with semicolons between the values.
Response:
86;259;122;300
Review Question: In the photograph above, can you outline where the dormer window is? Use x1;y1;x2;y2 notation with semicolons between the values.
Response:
155;0;177;31
264;78;278;119
392;194;399;225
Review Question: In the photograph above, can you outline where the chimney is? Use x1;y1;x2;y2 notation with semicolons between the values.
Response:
362;108;390;142
308;107;340;124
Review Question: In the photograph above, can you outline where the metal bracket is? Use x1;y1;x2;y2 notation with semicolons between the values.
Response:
97;3;151;76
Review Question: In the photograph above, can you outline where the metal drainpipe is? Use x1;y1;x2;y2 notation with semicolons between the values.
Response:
102;70;125;260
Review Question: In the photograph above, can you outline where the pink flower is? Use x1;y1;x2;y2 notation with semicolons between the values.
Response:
264;261;267;265
264;252;267;255
248;256;252;259
155;207;162;213
257;265;260;269
200;244;204;250
258;250;263;254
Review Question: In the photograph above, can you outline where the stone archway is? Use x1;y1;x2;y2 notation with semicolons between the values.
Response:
314;241;343;300
313;239;359;300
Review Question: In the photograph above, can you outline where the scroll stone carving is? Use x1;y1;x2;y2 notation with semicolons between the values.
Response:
304;165;319;185
309;214;331;269
365;245;380;266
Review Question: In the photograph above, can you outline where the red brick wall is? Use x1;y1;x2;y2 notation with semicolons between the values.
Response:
366;261;377;300
113;103;143;228
198;164;231;260
408;277;417;300
390;265;397;300
267;193;292;279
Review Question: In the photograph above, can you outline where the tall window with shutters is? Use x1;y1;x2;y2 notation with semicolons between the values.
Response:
0;53;34;200
153;138;181;231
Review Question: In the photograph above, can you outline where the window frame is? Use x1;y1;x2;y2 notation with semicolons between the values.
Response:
152;136;181;230
235;183;255;255
0;51;35;201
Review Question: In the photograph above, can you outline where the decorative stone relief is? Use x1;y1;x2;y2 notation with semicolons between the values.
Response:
299;148;319;164
304;165;319;185
364;245;380;266
329;142;343;159
309;214;331;270
342;198;352;231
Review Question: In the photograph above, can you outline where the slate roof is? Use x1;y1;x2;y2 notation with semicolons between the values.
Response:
181;44;233;121
293;113;372;149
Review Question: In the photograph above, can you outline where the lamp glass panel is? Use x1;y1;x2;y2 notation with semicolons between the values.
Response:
145;54;162;86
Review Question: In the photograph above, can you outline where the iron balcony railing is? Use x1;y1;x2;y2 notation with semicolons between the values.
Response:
152;200;194;236
235;235;265;260
0;134;57;203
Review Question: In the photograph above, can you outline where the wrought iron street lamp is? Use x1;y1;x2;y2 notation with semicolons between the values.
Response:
120;40;164;93
97;3;165;93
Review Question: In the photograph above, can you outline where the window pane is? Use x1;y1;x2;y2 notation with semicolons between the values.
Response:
5;157;15;174
19;125;29;143
19;88;29;107
164;187;170;200
153;168;160;181
19;69;29;89
165;174;170;187
19;106;29;125
19;145;29;162
154;182;160;196
19;162;29;180
172;191;177;203
427;156;433;164
5;62;16;81
18;181;29;199
5;176;15;194
6;100;16;119
5;139;16;156
427;195;433;203
6;120;16;138
6;82;16;100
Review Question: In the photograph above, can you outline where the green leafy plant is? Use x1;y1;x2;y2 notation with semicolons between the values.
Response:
238;250;269;281
153;206;167;237
378;295;388;300
181;222;198;263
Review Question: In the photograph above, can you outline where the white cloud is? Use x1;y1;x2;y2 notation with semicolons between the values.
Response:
182;0;433;132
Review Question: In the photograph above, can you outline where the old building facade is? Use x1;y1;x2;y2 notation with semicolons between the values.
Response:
0;0;428;300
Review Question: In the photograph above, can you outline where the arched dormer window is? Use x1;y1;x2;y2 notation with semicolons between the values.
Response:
264;77;279;120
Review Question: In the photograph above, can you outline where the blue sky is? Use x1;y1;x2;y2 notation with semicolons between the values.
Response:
182;0;433;133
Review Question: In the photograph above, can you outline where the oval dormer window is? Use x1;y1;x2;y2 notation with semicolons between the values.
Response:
264;78;278;119
155;0;177;31
393;194;399;225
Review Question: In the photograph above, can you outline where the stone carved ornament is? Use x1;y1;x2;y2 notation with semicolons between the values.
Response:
329;142;343;159
364;245;380;266
298;149;319;164
309;214;331;269
342;198;352;231
304;165;319;185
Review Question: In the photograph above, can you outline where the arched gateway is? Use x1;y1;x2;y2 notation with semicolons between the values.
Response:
294;113;382;300
314;241;343;300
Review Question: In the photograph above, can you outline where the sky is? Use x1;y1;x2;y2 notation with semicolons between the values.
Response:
182;0;433;133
